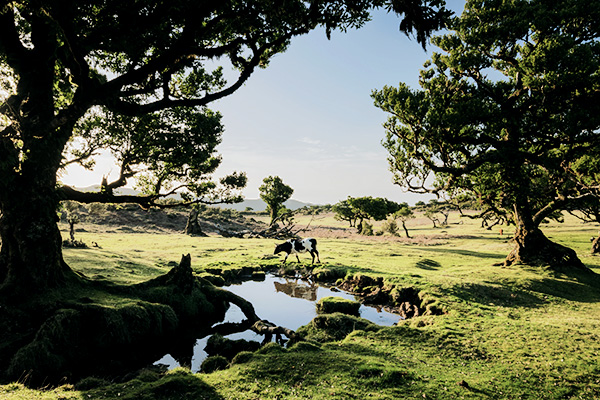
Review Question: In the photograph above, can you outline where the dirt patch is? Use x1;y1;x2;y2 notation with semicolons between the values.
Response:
60;203;268;235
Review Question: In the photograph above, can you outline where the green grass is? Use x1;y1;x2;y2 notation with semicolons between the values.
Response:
3;212;600;399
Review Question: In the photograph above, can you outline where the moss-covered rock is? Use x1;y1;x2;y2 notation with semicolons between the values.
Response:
200;355;229;373
316;296;360;316
312;266;346;283
288;341;322;352
297;313;380;343
205;334;260;360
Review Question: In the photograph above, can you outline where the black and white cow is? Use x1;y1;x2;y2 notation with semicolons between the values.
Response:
274;237;321;264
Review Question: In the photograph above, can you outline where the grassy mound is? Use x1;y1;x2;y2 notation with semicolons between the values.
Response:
316;296;360;316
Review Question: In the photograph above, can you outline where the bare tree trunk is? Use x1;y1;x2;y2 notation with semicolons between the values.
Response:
401;221;411;238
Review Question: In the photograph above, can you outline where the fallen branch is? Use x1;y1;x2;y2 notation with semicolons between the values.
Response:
252;319;299;345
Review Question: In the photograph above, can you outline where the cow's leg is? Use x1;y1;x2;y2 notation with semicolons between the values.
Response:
310;252;315;264
282;253;289;264
296;254;301;263
313;249;321;263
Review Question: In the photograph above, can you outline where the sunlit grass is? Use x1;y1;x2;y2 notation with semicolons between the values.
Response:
3;211;600;398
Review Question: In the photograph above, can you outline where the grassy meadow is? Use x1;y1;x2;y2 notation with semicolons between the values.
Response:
3;211;600;399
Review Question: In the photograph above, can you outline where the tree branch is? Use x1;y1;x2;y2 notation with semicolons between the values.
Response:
0;6;29;70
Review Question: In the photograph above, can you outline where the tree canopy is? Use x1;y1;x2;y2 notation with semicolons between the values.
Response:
333;196;403;229
373;0;600;269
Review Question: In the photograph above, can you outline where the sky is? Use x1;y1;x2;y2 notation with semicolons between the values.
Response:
61;1;466;206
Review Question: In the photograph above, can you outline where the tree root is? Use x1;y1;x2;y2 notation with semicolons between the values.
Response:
251;320;299;345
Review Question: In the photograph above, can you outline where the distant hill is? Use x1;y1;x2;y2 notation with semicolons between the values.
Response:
69;185;312;211
215;198;314;212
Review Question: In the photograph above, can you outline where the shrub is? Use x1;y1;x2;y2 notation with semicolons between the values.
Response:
381;218;399;236
359;221;373;236
201;355;229;373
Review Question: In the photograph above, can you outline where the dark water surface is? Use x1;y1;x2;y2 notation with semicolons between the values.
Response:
155;274;401;372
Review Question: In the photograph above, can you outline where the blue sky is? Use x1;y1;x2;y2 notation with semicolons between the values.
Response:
62;1;465;206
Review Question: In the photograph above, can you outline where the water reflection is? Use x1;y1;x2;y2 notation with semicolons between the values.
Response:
155;274;401;372
273;278;318;301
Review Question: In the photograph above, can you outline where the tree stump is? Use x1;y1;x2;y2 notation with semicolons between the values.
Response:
184;208;207;236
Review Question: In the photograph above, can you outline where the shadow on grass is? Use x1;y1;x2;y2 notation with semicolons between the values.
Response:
442;283;546;308
414;259;441;270
525;270;600;303
420;247;505;260
443;269;600;308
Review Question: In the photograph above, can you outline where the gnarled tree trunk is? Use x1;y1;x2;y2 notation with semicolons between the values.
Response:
505;205;587;271
0;180;78;299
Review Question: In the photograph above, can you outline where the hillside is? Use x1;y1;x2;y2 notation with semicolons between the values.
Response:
70;185;314;211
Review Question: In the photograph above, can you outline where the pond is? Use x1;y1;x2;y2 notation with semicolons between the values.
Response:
154;274;402;372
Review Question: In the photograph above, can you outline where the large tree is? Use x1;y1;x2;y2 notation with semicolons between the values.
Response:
0;0;450;298
373;0;600;270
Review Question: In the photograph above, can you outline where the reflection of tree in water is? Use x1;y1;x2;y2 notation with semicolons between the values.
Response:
274;279;318;301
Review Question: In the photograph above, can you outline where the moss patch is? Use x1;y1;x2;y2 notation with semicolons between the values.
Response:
297;313;381;343
316;296;360;316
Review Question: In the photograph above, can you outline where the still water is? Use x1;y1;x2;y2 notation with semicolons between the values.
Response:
155;274;401;372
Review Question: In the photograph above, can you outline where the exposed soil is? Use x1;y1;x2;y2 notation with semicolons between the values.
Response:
60;203;268;236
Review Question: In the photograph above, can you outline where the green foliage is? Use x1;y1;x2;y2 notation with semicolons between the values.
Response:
332;199;357;227
258;176;294;225
374;0;600;265
333;196;405;230
381;217;399;236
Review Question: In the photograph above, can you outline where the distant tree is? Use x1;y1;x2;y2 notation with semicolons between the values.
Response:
395;204;414;238
333;199;358;227
333;197;403;230
259;176;294;226
374;0;600;270
423;209;440;228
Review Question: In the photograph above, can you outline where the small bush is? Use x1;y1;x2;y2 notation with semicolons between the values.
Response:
201;355;229;373
359;221;373;236
381;218;399;236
